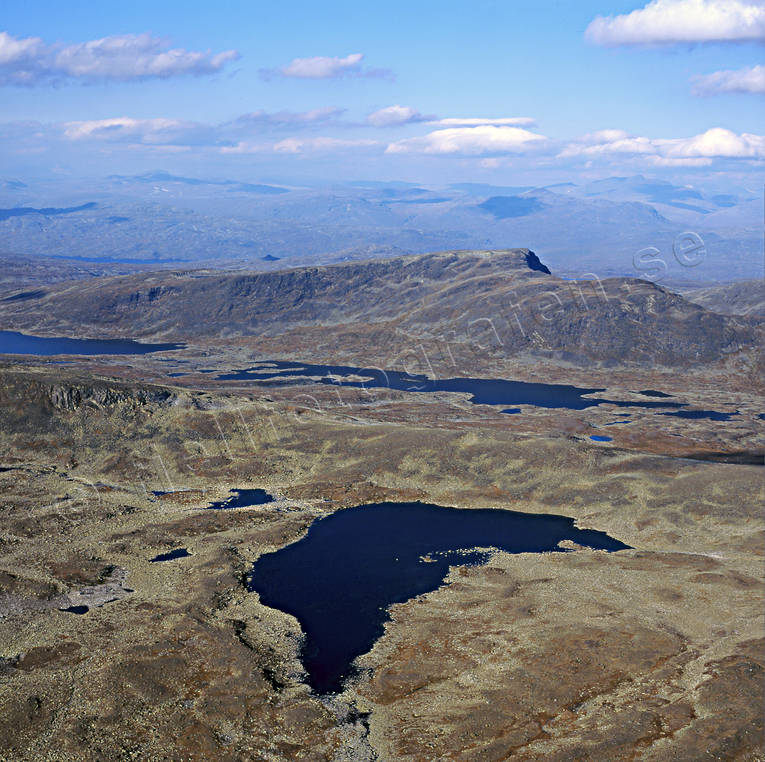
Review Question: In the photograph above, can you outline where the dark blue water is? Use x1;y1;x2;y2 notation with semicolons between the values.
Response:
590;435;613;442
218;360;688;412
637;389;674;398
0;202;97;221
207;488;274;510
249;501;631;694
661;410;738;421
150;548;191;562
61;605;89;615
0;330;184;356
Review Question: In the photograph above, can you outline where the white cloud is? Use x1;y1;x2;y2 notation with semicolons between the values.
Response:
232;107;346;129
262;53;392;80
281;53;363;78
367;105;431;127
560;127;765;164
273;137;380;153
63;117;187;140
61;109;353;147
386;125;547;155
60;116;223;147
655;127;765;157
649;156;716;166
585;0;765;46
578;129;633;143
0;31;43;65
366;111;534;129
693;64;765;93
429;117;537;127
559;132;654;157
0;31;238;85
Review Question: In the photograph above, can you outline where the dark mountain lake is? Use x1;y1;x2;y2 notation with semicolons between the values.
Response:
207;488;274;509
61;605;90;615
218;360;691;413
249;500;631;695
661;409;738;421
150;548;191;562
637;389;674;398
0;330;184;356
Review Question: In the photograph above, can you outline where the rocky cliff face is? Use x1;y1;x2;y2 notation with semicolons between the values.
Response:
0;368;175;418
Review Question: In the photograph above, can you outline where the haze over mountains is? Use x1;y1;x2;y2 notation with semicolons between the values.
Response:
0;172;760;283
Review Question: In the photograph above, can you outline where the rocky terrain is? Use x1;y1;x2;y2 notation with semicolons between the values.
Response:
0;366;762;760
0;248;762;760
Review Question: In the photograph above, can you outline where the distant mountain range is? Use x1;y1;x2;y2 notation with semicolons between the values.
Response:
0;172;759;282
108;170;289;195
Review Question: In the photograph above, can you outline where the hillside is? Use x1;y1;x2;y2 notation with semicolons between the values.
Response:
0;248;760;369
683;279;765;318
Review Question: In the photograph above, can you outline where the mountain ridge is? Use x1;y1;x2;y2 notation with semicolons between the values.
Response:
0;248;760;371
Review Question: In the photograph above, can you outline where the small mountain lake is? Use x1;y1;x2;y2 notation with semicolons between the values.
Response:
150;548;191;562
207;488;274;509
0;330;184;356
218;360;691;413
249;500;631;694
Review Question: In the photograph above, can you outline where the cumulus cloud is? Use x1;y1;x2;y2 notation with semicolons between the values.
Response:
386;125;547;155
559;130;654;157
60;116;224;147
585;0;765;46
281;53;362;78
62;117;185;140
13;111;765;171
59;108;353;147
693;64;765;93
262;53;392;80
656;127;765;157
0;31;239;85
560;127;765;165
56;113;382;154
366;105;432;127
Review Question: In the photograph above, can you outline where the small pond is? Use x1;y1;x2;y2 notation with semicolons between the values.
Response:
207;488;275;510
150;548;192;562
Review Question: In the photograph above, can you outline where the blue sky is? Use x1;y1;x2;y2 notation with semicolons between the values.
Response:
1;0;763;186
